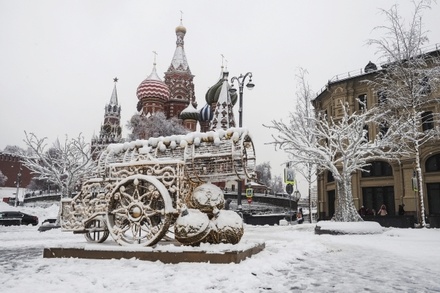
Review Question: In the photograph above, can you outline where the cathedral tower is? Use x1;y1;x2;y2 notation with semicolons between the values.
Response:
164;20;196;119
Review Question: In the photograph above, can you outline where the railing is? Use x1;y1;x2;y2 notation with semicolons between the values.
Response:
315;43;440;98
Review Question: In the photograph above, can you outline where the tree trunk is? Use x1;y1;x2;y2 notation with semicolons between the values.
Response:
308;167;313;223
415;149;427;227
333;176;363;222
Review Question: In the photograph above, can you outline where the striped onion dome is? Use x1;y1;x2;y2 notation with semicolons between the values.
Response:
136;64;170;101
205;75;238;106
179;103;200;120
199;104;213;121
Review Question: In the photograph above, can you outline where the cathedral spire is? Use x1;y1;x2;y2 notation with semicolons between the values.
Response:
109;77;119;105
164;19;196;119
169;18;190;72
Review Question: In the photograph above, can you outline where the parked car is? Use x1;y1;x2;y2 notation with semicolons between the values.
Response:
38;218;60;232
0;211;39;226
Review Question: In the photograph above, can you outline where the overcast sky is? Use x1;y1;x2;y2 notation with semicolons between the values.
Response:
1;0;439;192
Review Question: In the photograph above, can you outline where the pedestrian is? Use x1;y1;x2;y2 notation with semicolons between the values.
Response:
224;198;232;210
378;204;387;216
297;208;304;224
358;206;366;217
398;204;405;215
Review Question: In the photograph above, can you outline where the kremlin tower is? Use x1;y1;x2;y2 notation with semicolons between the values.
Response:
91;78;123;160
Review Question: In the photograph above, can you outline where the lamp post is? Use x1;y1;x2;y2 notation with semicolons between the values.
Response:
14;165;22;207
230;72;254;210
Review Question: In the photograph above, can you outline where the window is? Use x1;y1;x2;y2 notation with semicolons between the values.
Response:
379;122;389;137
363;125;369;141
378;91;387;105
362;161;393;177
362;186;395;215
426;154;440;172
421;111;434;131
327;190;335;218
427;183;440;215
419;76;431;95
327;171;334;182
358;94;367;111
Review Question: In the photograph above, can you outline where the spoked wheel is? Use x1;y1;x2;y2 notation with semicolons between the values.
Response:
84;217;109;243
106;175;174;247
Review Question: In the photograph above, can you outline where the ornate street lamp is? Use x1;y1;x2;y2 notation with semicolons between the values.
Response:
230;72;254;210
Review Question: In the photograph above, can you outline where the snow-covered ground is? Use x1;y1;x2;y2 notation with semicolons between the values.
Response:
1;202;440;293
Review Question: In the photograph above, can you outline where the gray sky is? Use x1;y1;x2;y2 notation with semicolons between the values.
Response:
1;0;439;193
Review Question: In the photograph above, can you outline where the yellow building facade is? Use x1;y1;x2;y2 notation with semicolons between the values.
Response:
312;50;440;227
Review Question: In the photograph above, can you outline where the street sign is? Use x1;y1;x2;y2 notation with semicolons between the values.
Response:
247;198;252;204
246;188;253;198
285;183;293;195
284;168;295;184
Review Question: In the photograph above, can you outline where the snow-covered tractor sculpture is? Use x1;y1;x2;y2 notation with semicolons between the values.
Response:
61;128;256;247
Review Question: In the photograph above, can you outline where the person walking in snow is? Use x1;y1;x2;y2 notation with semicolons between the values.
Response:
297;208;304;224
378;204;387;216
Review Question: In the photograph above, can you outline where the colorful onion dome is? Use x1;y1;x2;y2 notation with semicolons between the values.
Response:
179;103;200;120
136;65;170;101
175;23;187;34
199;104;213;121
205;73;238;106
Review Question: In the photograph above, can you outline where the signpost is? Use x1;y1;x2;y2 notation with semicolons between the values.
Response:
246;188;253;209
285;183;293;223
285;164;295;223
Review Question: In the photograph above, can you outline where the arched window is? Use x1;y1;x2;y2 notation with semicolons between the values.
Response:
426;154;440;172
327;171;334;182
357;94;367;111
362;161;393;177
421;111;434;131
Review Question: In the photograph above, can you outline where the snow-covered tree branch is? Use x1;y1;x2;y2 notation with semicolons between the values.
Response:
367;0;440;226
266;100;401;222
21;132;96;198
0;170;7;186
126;112;188;140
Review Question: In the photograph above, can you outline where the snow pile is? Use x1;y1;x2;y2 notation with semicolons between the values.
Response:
106;127;250;155
0;201;59;222
315;220;384;234
1;203;440;292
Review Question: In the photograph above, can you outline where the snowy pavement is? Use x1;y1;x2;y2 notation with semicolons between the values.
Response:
1;204;440;292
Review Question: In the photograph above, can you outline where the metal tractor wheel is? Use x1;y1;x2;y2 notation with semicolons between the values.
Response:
106;175;174;247
84;217;109;243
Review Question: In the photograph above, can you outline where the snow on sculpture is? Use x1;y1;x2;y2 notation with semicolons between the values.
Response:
61;128;256;246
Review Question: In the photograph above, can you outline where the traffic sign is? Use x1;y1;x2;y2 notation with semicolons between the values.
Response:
286;183;293;195
284;168;295;184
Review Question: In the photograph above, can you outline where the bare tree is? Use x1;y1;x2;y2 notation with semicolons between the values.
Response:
290;68;317;222
127;112;188;140
255;161;272;187
270;175;283;195
367;0;440;226
21;132;96;198
266;101;400;222
0;170;7;186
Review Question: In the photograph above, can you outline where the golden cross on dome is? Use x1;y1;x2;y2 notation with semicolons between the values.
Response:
180;10;183;23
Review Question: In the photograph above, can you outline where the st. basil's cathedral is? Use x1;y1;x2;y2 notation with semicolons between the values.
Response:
91;20;239;158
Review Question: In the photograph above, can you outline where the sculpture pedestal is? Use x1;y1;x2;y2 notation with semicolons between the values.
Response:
43;241;265;264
